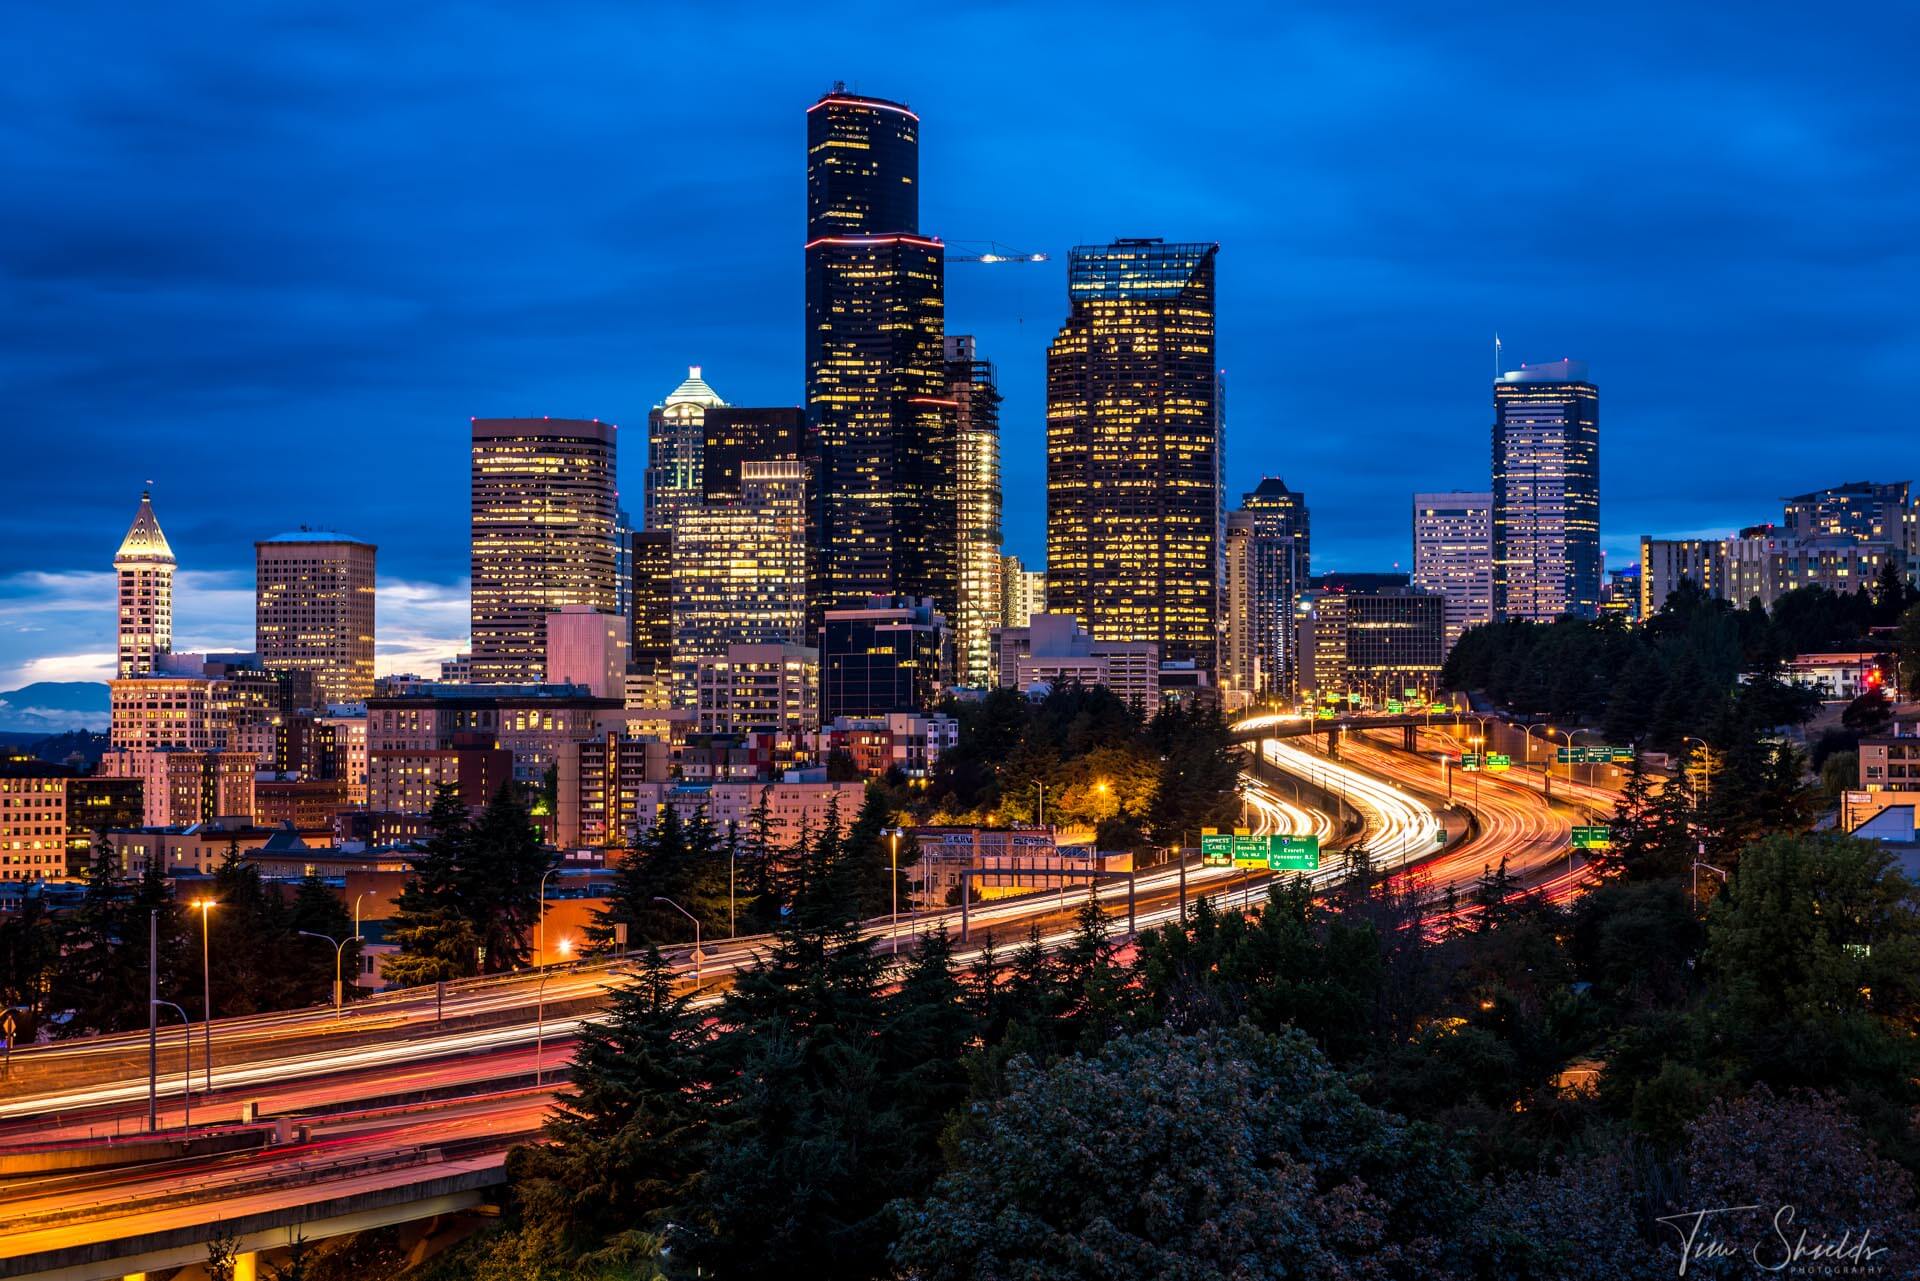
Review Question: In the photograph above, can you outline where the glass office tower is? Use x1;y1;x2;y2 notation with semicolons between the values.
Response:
1492;360;1600;622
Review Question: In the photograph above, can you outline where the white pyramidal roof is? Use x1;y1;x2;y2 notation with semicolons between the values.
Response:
661;365;726;409
117;491;175;564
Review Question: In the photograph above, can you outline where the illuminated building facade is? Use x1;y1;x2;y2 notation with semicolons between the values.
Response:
992;613;1160;718
470;417;619;684
1412;491;1493;653
946;336;1003;685
1222;514;1254;706
1046;239;1222;673
804;86;954;627
1001;554;1046;628
1236;478;1310;702
671;460;809;705
820;596;950;718
1639;537;1728;617
695;642;820;743
1;763;77;879
703;405;809;501
1782;480;1913;550
115;490;174;679
628;531;672;677
1492;360;1601;622
1296;578;1444;704
645;367;726;532
255;531;377;706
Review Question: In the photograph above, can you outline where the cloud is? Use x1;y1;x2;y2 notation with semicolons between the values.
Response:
0;568;468;688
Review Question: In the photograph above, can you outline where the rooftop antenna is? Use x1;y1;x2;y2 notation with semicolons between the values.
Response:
1493;333;1503;379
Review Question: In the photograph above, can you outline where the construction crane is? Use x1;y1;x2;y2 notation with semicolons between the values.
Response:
947;240;1049;265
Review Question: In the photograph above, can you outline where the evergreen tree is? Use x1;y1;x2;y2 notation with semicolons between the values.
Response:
681;810;900;1278
877;928;975;1189
464;780;550;973
508;946;711;1265
287;873;357;1006
0;887;59;1039
384;786;479;986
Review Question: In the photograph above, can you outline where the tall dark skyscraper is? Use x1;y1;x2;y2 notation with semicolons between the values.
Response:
1046;239;1222;673
803;86;953;632
1492;360;1601;622
1223;478;1309;704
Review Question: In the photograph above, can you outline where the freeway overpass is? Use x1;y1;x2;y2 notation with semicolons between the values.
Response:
1231;709;1476;755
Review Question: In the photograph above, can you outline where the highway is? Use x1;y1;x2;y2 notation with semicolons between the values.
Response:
0;728;1615;1277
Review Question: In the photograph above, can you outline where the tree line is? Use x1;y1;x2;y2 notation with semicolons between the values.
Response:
0;838;354;1042
1442;573;1920;751
405;752;1920;1278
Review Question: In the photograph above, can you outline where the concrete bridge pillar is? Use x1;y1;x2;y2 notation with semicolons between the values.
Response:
235;1252;259;1281
1403;724;1417;751
1324;727;1340;759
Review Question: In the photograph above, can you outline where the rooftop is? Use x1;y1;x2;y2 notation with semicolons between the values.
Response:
115;490;174;565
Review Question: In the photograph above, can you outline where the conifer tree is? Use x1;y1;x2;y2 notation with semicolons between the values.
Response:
464;780;550;972
384;785;479;986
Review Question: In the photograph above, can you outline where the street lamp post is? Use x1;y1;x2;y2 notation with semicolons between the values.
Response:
884;828;903;954
653;897;701;984
1691;860;1729;904
1682;736;1712;804
191;898;216;1092
152;1000;192;1133
537;866;560;967
534;937;573;1087
148;909;159;1133
297;930;360;1019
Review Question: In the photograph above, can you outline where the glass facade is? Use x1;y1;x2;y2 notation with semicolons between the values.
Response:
670;460;809;707
820;597;949;719
945;335;1002;686
804;88;954;631
644;367;726;534
254;534;377;707
1492;362;1600;622
470;418;619;683
1047;239;1222;672
1411;491;1493;653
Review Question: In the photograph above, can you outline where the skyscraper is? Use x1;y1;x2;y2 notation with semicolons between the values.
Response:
946;335;1003;686
470;417;619;684
1047;239;1222;673
1000;554;1046;629
804;86;953;628
1230;478;1310;703
1411;491;1494;654
629;530;672;677
255;532;377;706
671;459;809;706
1492;360;1600;622
644;368;726;534
115;490;174;679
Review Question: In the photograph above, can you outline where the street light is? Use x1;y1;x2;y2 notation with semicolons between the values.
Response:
653;897;702;984
190;898;216;1092
1681;736;1712;804
883;828;904;954
534;937;573;1088
297;930;361;1019
152;999;192;1133
1691;860;1728;903
537;866;560;967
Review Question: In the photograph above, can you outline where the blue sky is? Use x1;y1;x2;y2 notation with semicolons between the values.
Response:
2;1;1916;692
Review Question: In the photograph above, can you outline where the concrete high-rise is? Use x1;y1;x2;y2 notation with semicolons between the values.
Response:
1492;360;1600;622
946;335;1003;686
1411;492;1494;654
255;531;377;706
1001;555;1046;629
115;490;175;679
1046;239;1222;673
804;86;953;628
644;368;726;533
470;417;619;684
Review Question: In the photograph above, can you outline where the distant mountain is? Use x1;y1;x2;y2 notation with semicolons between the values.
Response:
0;681;110;733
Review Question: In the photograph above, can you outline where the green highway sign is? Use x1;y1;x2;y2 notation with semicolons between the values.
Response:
1460;753;1482;770
1200;833;1233;866
1557;745;1633;765
1346;692;1362;706
1232;833;1268;868
1404;688;1419;698
1315;706;1336;721
1269;835;1321;871
1571;825;1612;849
1386;700;1404;714
1487;753;1512;772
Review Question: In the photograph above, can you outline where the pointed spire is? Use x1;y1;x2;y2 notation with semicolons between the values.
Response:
116;489;175;565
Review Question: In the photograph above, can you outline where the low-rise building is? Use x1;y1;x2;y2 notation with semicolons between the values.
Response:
819;712;959;780
98;748;256;828
992;613;1159;717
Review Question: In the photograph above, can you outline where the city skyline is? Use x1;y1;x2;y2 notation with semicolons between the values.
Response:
5;4;1918;692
